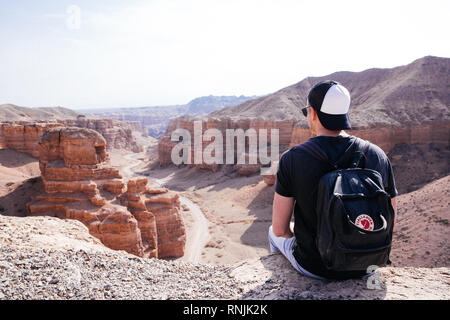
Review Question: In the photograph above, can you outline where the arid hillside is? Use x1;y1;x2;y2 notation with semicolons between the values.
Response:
0;104;80;121
211;55;450;128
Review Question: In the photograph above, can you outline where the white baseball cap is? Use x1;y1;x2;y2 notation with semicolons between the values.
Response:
306;80;351;130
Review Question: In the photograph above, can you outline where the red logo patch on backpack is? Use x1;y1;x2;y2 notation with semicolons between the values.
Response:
355;214;374;231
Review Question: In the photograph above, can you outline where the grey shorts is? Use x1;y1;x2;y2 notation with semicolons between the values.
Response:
268;225;326;281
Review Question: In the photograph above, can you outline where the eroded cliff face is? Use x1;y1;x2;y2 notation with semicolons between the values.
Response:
26;127;185;259
0;122;64;157
290;121;450;153
60;118;143;152
0;119;143;157
158;116;296;173
158;116;450;185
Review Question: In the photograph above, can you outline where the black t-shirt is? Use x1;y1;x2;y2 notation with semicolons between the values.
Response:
275;135;398;280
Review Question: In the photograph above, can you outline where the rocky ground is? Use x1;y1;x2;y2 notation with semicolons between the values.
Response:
233;254;450;300
1;214;449;300
0;215;242;300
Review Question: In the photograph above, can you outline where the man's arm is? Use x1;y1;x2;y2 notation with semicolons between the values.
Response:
391;197;397;232
272;192;295;238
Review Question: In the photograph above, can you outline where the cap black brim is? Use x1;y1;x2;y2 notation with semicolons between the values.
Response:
316;111;352;131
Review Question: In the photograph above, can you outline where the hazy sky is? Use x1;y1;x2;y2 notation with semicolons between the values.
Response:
1;0;449;109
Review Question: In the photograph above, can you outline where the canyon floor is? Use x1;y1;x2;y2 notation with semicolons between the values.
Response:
114;144;274;266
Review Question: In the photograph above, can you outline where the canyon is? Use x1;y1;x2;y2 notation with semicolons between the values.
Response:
0;55;448;300
25;127;185;259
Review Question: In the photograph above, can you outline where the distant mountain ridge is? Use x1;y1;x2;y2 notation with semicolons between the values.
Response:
186;95;258;114
0;104;80;121
210;56;450;128
82;95;258;137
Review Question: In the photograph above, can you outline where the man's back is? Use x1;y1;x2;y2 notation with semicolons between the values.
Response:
275;135;398;279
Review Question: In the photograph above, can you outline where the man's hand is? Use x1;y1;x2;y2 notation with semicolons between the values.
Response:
272;192;295;238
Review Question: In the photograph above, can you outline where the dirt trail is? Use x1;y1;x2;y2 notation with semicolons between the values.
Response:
177;197;210;262
122;153;139;178
122;152;210;263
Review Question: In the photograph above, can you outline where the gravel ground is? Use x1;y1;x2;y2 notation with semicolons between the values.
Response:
0;247;245;300
1;215;449;300
0;215;243;300
232;254;450;300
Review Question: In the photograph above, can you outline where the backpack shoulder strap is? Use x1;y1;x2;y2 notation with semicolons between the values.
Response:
336;137;370;169
292;137;371;170
292;139;336;169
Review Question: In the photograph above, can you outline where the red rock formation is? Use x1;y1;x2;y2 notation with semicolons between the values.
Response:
59;118;143;152
289;121;450;153
262;174;276;186
0;125;5;149
122;120;148;137
260;161;278;186
0;122;63;157
26;127;185;259
158;116;294;174
121;178;185;258
0;119;143;157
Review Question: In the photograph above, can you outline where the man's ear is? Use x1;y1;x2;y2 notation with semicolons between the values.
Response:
311;107;318;120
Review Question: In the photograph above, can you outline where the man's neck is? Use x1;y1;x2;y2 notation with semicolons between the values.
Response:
315;128;348;137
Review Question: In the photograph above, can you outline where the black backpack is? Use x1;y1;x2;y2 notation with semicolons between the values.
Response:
297;137;394;272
